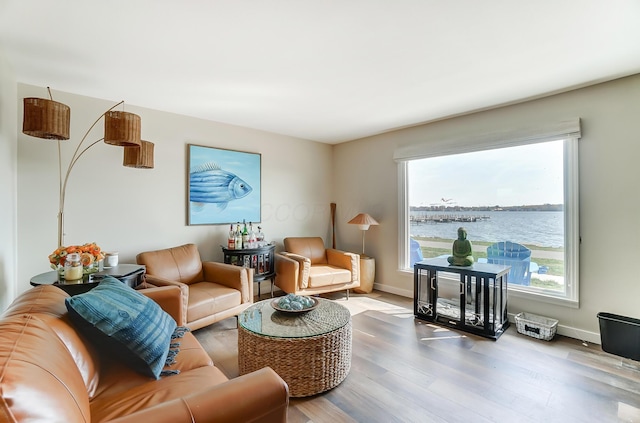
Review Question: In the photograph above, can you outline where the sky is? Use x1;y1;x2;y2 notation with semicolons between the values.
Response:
408;140;564;208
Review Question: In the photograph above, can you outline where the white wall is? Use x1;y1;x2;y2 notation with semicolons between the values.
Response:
10;76;640;342
334;74;640;341
0;45;18;310
16;84;334;297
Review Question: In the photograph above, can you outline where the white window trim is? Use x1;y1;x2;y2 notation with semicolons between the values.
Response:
396;119;581;307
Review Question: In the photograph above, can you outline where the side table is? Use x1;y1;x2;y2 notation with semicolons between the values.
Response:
221;244;275;297
30;264;146;296
353;255;375;294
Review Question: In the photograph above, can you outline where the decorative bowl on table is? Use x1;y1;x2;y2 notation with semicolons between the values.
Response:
271;294;319;314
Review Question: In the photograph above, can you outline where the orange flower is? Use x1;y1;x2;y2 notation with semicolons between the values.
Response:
80;253;94;266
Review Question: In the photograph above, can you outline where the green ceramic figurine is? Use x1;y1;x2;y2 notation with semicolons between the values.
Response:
447;227;474;266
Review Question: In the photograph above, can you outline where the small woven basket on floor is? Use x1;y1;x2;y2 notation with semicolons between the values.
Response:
515;312;558;341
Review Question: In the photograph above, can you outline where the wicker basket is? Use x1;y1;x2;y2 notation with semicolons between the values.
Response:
514;312;558;341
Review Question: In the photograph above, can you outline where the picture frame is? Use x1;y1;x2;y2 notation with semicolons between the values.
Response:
187;144;261;225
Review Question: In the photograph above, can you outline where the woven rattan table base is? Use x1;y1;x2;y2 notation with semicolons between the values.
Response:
238;318;352;397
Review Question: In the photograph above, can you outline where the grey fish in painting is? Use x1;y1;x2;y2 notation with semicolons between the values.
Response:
190;162;252;211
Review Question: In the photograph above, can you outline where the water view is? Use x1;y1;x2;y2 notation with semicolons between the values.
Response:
410;210;564;248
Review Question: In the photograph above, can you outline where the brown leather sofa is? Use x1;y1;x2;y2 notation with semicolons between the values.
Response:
0;284;289;422
274;237;360;298
137;243;253;331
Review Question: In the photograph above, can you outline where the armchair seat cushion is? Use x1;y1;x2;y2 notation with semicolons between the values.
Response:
187;282;242;322
308;265;352;288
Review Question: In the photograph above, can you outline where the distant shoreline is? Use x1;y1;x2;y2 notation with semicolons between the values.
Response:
411;204;562;212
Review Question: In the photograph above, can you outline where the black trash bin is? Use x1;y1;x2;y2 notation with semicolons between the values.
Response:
597;312;640;361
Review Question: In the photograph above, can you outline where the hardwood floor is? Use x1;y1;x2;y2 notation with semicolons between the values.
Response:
194;291;640;423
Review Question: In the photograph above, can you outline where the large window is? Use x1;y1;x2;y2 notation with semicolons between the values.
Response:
396;120;580;306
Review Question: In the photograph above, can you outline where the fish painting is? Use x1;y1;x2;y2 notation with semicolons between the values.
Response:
189;162;252;211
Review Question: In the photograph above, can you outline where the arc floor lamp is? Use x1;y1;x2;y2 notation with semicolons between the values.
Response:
22;87;155;247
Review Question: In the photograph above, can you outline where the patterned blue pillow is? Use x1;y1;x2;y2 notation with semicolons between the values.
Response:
65;276;177;379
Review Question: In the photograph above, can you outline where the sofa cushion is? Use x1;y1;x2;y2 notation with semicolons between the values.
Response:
90;365;230;422
93;330;214;399
1;285;101;396
0;315;91;422
65;277;177;379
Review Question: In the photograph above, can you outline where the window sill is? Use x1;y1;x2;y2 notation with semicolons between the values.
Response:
507;286;579;308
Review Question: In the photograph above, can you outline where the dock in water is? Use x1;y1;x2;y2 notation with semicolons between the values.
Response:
410;214;490;224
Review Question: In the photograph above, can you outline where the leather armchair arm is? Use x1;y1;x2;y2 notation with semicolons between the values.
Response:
106;367;289;423
202;262;253;303
275;253;310;290
327;249;360;281
142;275;189;325
139;286;185;326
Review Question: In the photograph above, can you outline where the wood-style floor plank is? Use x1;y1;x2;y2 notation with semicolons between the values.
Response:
194;291;640;423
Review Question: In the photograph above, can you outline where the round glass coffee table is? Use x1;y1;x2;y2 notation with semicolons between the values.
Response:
238;298;352;397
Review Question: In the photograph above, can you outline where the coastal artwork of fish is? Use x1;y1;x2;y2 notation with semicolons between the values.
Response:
189;162;252;212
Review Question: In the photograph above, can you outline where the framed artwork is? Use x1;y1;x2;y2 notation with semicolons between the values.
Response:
187;144;261;225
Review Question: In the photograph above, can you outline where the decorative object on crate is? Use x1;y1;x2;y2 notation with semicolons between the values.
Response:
447;227;474;266
514;312;558;341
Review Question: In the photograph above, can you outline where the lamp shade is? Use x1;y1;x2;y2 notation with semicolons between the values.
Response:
22;98;70;140
348;213;379;231
104;111;141;147
123;140;155;168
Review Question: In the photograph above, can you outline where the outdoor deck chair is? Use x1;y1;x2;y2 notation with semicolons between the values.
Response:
486;241;532;286
410;238;424;267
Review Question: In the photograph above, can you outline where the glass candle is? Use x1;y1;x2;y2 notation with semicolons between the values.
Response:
64;253;83;281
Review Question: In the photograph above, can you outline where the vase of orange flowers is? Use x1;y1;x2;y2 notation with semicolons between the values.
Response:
49;242;105;279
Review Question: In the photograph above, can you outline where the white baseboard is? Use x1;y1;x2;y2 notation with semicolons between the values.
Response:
373;282;413;298
374;283;602;345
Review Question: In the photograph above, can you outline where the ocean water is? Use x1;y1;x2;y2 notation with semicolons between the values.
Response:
410;211;564;248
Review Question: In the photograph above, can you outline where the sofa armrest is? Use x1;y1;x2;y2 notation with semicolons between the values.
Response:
141;275;189;325
327;249;360;282
202;262;253;303
139;286;185;326
106;367;289;423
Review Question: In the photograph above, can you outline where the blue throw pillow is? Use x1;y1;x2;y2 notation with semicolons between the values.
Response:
65;276;177;379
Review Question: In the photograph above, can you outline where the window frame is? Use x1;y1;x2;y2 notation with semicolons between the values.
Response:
396;120;580;307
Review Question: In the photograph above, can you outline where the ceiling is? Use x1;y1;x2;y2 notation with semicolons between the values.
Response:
1;1;639;144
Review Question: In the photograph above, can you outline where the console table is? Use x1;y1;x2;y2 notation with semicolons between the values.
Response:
221;244;275;297
414;257;510;339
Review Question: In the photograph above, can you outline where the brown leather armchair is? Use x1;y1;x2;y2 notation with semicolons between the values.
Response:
274;237;360;298
137;243;253;331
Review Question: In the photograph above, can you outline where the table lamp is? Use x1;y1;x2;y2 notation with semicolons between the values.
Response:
348;213;379;256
